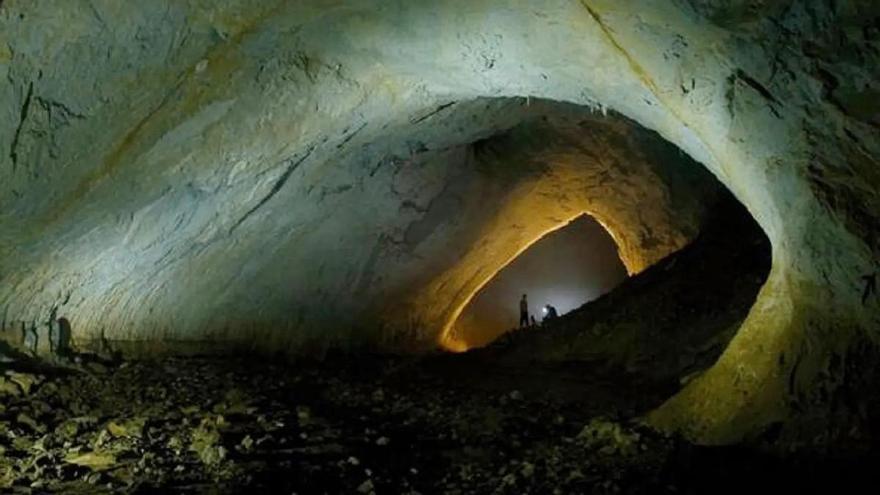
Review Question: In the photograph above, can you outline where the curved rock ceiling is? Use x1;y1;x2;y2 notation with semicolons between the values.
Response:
451;213;628;350
1;0;879;444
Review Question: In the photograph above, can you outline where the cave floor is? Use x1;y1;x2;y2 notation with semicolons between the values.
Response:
1;353;874;494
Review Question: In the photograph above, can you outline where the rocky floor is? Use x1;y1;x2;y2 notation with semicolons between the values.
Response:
2;197;875;493
1;352;876;494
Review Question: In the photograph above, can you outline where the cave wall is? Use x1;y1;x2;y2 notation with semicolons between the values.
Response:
412;112;719;351
1;0;879;444
0;89;714;353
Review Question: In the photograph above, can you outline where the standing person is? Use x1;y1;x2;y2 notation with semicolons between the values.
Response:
519;294;529;328
543;304;559;322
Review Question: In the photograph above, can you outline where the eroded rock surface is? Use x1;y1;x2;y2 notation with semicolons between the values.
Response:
1;0;879;444
0;92;717;352
1;354;876;494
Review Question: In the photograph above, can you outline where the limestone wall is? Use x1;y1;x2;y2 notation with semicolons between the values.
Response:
1;0;878;444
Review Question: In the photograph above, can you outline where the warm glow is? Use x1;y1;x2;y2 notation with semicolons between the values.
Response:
440;333;471;353
436;210;623;350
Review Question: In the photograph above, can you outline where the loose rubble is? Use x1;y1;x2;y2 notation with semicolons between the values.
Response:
0;354;875;493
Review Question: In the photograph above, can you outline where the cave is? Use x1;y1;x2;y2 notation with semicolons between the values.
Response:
1;1;879;493
451;213;628;350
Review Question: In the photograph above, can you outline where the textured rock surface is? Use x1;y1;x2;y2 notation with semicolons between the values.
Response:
0;72;716;352
1;0;879;444
1;355;874;493
481;194;771;393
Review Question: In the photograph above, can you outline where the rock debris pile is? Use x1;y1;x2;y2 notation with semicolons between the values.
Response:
1;353;873;494
0;353;672;494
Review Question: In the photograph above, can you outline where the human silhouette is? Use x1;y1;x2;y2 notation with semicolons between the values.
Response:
519;294;529;328
543;304;558;322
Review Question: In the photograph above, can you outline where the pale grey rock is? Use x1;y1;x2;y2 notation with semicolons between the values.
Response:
0;0;877;444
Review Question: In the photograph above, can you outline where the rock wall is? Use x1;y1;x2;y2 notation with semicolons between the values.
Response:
0;92;715;353
1;0;879;444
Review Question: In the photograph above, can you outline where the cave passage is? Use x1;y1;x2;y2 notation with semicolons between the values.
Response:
453;214;628;349
481;193;773;398
3;0;880;492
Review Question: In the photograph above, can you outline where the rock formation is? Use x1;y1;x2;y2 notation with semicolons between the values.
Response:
1;0;878;445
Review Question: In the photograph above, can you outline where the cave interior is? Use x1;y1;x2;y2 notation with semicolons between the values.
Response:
1;0;880;493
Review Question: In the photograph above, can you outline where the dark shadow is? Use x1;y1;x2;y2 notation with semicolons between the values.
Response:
55;316;73;357
434;193;771;417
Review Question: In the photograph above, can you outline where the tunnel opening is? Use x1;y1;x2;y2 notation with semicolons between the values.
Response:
4;0;880;489
0;92;777;419
388;95;777;433
450;213;628;350
436;186;772;417
421;96;774;371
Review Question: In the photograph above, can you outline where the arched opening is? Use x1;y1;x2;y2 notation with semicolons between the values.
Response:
478;192;772;396
3;0;879;490
434;153;772;415
450;213;627;349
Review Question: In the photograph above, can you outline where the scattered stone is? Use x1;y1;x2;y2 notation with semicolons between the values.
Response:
239;434;254;452
0;354;785;492
190;420;226;466
107;417;146;438
16;412;42;432
577;418;642;458
64;451;117;471
0;376;20;396
6;371;41;394
181;405;201;416
357;479;375;493
296;406;311;425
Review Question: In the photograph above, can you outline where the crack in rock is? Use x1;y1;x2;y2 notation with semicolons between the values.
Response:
229;145;316;234
9;81;34;170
